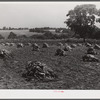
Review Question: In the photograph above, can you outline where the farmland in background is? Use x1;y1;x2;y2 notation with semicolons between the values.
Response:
0;30;39;39
0;30;66;39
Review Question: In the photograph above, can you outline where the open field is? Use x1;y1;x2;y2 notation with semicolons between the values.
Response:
0;30;63;39
0;30;40;39
0;39;100;89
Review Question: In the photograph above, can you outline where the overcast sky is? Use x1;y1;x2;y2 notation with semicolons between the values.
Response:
0;2;100;28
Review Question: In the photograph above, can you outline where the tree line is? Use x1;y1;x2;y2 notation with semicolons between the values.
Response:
29;27;69;33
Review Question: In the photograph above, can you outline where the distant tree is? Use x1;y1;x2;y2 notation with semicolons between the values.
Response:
43;31;54;38
8;32;17;39
65;4;99;42
55;29;61;33
29;28;35;32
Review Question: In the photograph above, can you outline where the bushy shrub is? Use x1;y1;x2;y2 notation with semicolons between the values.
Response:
29;31;73;39
17;35;27;39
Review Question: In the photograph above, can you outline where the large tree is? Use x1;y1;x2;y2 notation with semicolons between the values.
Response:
65;4;99;42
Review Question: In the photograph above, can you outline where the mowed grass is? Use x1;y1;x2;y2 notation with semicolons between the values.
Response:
0;39;100;89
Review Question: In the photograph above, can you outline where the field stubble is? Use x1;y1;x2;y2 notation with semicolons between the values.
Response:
0;40;99;89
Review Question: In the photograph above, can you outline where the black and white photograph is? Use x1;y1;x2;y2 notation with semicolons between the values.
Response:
0;1;100;91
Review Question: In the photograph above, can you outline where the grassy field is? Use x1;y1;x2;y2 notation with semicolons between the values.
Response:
0;30;63;39
0;30;40;39
0;39;100;89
